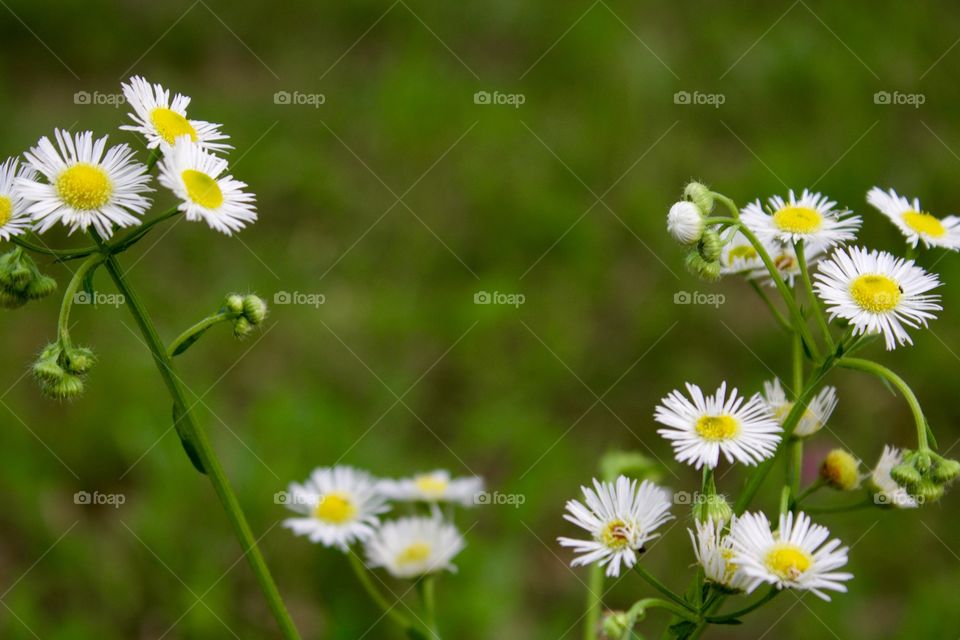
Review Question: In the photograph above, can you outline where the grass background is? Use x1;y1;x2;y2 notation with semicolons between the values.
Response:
1;0;959;638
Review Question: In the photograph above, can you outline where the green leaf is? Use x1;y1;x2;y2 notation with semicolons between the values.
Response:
668;620;697;639
172;403;206;474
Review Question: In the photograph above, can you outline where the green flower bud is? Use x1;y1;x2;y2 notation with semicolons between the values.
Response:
225;294;244;315
39;373;85;401
0;249;57;305
914;480;944;504
820;449;861;490
698;229;723;262
693;493;733;525
63;346;96;375
890;461;922;488
683;181;715;214
33;347;66;385
233;316;253;339
601;611;632;639
242;294;268;326
24;274;57;300
931;457;960;484
685;250;721;281
0;287;27;309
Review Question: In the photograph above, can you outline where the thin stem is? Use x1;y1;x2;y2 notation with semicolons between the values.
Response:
57;254;105;347
418;577;439;638
583;564;603;640
167;311;232;358
795;239;834;351
634;565;696;613
11;235;98;261
794;478;825;506
705;587;780;623
91;234;301;639
108;207;181;253
347;551;417;631
628;598;699;622
750;280;791;333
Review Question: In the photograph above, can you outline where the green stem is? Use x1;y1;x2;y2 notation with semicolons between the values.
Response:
418;577;438;638
629;598;699;623
705;587;780;623
584;564;603;640
167;311;232;358
750;280;791;333
634;565;696;613
795;239;834;351
91;234;301;639
794;478;825;506
11;235;98;261
108;207;182;253
347;552;420;633
57;254;105;347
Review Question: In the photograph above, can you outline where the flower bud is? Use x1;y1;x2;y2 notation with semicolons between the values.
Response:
931;456;960;484
820;449;861;490
63;346;96;375
693;493;733;525
40;373;85;401
0;287;27;309
602;610;633;639
233;316;254;339
890;461;922;488
698;229;723;262
683;181;715;214
0;249;57;306
25;274;57;300
224;294;244;315
685;250;721;281
914;479;944;504
667;201;705;245
242;294;268;326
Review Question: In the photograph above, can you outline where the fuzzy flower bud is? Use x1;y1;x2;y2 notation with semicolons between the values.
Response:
914;479;944;503
932;457;960;484
683;181;715;214
698;228;723;262
820;449;861;490
890;461;922;487
667;201;705;245
224;294;245;315
32;343;88;400
684;250;721;281
0;249;57;308
693;493;733;525
601;611;633;640
241;294;268;326
233;316;254;339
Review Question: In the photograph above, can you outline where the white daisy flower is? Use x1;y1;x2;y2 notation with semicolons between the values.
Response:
728;511;853;601
741;189;861;249
761;379;838;438
814;246;941;350
557;476;673;577
378;470;484;507
654;382;782;470
870;446;918;509
282;466;390;551
0;158;37;240
750;239;826;287
689;518;751;592
158;137;256;235
719;230;763;275
121;76;231;154
17;130;152;238
867;187;960;251
364;514;465;579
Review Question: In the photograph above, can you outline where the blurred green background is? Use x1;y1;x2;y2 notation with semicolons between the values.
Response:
1;0;959;638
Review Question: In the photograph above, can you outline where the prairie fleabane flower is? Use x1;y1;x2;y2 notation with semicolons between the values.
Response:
814;246;941;350
364;514;465;579
158;138;256;235
0;158;37;240
820;449;861;490
378;470;483;506
557;476;673;577
17;130;152;238
741;189;861;249
121;76;231;154
689;517;750;592
867;187;960;251
667;201;704;245
751;239;825;287
282;466;389;551
761;378;838;438
870;446;918;508
719;230;763;275
728;511;852;601
654;382;781;469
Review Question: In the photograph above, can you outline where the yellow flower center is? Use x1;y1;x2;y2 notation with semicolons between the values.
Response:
414;475;449;499
56;164;112;211
313;492;357;524
773;206;822;233
695;415;740;441
727;245;758;262
395;542;432;566
150;107;198;144
902;210;946;237
182;169;224;209
850;274;901;312
0;196;11;227
600;519;631;549
773;402;793;423
764;544;811;580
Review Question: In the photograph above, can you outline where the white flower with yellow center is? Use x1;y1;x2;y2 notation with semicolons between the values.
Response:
378;470;484;506
158;137;256;235
867;187;960;251
728;511;852;601
557;476;673;577
0;158;37;240
17;130;152;238
689;518;750;592
761;379;838;438
654;382;781;470
364;514;465;579
121;76;231;154
282;466;389;551
870;446;918;509
741;189;861;249
719;230;763;275
814;246;941;350
750;239;825;287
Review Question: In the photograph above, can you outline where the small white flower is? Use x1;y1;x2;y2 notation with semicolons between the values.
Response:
17;129;152;238
741;189;861;249
654;382;782;470
121;76;231;154
719;230;763;275
558;476;673;577
365;514;465;579
814;246;941;350
728;511;853;601
667;201;704;244
378;470;483;506
761;379;838;438
870;446;918;509
689;518;751;592
750;239;826;288
158;137;256;235
283;466;389;551
0;157;37;240
867;187;960;251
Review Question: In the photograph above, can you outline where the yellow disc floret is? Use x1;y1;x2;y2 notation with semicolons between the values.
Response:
695;415;740;441
850;274;901;312
395;542;432;567
56;164;112;211
765;544;812;580
727;245;758;262
600;519;632;549
414;474;449;499
820;449;860;490
182;169;224;209
0;196;12;227
150;107;198;144
902;210;946;238
773;206;822;233
314;492;357;524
